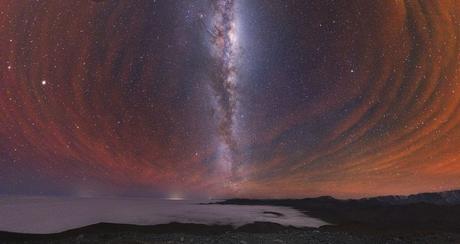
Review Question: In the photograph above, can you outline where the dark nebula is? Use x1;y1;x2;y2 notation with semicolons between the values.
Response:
0;0;459;198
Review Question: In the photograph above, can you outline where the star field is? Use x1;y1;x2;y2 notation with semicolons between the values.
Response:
1;0;460;198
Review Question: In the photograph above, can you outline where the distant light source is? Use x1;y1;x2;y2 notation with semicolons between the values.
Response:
167;192;185;201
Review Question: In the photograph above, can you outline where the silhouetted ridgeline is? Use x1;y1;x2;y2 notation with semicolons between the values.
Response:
217;190;460;233
369;190;460;205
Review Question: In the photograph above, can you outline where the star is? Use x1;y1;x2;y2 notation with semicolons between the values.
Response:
0;0;459;199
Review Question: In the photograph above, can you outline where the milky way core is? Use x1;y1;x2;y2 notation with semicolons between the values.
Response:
1;0;460;198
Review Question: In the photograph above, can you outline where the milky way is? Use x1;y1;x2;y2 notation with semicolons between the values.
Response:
205;0;240;182
1;0;460;198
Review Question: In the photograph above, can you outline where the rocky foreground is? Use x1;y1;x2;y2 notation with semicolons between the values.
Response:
1;222;460;244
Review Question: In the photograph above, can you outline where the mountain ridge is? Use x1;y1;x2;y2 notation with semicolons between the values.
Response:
365;189;460;205
217;189;460;233
221;189;460;206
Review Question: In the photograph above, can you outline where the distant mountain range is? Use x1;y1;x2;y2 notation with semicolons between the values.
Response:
218;189;460;233
220;189;460;206
363;189;460;205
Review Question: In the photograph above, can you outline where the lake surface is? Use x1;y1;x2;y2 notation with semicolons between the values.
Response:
0;197;328;234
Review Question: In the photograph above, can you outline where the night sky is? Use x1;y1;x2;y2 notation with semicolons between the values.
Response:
1;0;460;199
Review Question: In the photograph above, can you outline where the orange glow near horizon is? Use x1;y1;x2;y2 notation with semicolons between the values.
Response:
0;0;459;198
